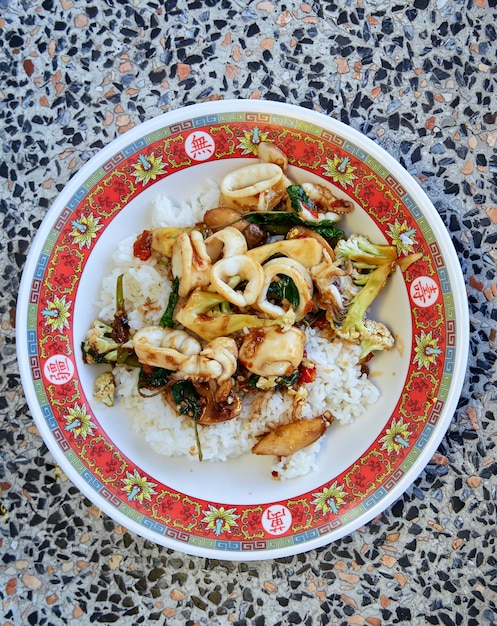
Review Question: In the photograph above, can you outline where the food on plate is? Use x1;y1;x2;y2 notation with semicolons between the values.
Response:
82;142;419;478
252;416;329;457
93;371;116;408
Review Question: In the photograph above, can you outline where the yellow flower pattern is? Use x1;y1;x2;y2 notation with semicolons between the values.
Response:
41;295;72;332
64;403;96;440
238;127;269;154
122;470;157;503
386;219;417;255
379;418;411;455
203;505;239;536
132;153;167;186
312;481;347;515
322;155;357;187
414;331;442;369
70;213;103;249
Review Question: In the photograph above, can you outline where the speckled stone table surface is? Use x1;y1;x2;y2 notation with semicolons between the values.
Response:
1;1;496;625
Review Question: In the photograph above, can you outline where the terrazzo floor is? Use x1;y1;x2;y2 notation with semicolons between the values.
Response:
1;1;496;625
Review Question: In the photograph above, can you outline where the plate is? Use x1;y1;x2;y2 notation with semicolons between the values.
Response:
17;100;468;559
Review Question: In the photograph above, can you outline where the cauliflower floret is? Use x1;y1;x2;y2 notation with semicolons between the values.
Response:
82;320;120;364
93;371;115;407
359;319;394;359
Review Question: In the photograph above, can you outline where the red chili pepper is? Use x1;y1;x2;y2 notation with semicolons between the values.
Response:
298;364;316;385
303;202;319;219
133;230;153;261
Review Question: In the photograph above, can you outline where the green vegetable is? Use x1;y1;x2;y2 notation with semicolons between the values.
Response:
159;276;179;328
82;275;136;365
357;319;395;360
111;273;130;344
244;211;343;241
175;289;276;342
138;367;171;395
116;273;125;309
267;274;300;310
171;380;203;460
246;374;259;388
116;348;140;367
93;371;115;407
82;320;135;365
246;369;300;390
336;235;397;270
277;369;300;389
286;184;316;214
310;220;345;242
334;262;396;359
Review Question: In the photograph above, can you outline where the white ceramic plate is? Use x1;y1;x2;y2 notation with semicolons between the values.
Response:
17;100;468;559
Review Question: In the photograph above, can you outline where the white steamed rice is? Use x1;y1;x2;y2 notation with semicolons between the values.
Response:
97;181;379;479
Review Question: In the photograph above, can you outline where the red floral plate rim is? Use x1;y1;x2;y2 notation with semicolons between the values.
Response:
17;100;468;559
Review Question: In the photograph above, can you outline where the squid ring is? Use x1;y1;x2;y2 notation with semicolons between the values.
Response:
210;254;264;308
257;257;314;320
204;226;248;262
220;162;285;211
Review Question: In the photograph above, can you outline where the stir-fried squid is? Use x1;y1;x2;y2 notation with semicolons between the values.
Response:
220;162;291;211
210;255;264;308
83;141;422;465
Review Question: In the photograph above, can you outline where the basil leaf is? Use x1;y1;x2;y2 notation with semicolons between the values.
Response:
245;211;303;233
267;274;300;310
138;367;171;392
308;220;344;242
286;184;316;213
160;276;179;328
246;370;300;390
244;211;344;241
171;380;203;420
171;380;203;460
246;374;260;388
275;369;300;390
